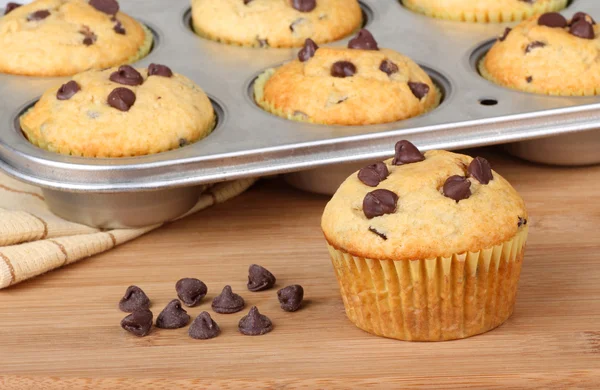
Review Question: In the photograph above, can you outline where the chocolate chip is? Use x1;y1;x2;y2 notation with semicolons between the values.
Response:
443;176;471;202
4;2;21;15
571;12;595;26
526;76;533;83
107;87;136;112
119;285;150;312
289;17;305;32
156;299;190;329
27;9;50;21
392;140;425;165
56;81;81;101
243;0;253;4
110;65;144;86
348;29;379;50
212;285;245;314
79;25;97;46
291;0;316;13
518;216;528;227
357;162;389;187
179;138;188;147
408;82;430;99
538;12;567;28
189;312;220;340
148;63;173;78
89;0;119;15
121;309;153;337
368;227;387;240
238;306;273;336
298;38;318;62
257;38;269;48
363;189;398;219
277;285;304;312
468;156;493;184
525;41;546;53
83;36;95;45
499;27;512;42
570;20;595;40
331;61;356;78
379;59;399;76
113;20;126;34
176;278;207;307
247;264;276;292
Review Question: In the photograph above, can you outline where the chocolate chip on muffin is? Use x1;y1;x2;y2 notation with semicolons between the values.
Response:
291;0;316;13
443;175;472;202
27;9;50;21
525;41;546;53
499;27;512;41
331;61;356;78
368;227;387;240
89;0;119;15
148;63;173;78
537;12;567;28
156;299;190;329
468;156;493;184
348;29;379;50
189;312;220;340
298;38;319;62
357;162;389;187
56;81;81;101
363;189;398;219
4;2;22;15
212;285;245;314
392;140;425;165
238;306;273;336
107;87;136;112
408;82;430;99
121;309;153;337
110;65;144;86
380;59;399;76
113;20;126;34
119;285;150;312
570;19;595;39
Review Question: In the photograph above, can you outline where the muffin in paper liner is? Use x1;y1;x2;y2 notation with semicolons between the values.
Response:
479;12;600;97
402;0;568;23
327;226;528;341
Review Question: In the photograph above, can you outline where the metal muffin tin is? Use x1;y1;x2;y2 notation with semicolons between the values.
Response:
1;0;599;227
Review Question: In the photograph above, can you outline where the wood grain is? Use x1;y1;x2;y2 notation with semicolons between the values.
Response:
0;148;599;389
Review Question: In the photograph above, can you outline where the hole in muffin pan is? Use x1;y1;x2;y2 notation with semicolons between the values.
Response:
479;99;498;106
12;96;225;158
182;1;373;43
245;63;451;125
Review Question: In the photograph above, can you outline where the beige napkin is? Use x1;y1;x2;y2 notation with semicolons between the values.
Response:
0;171;256;289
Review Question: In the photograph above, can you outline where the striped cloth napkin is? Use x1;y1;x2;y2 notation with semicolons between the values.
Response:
0;171;255;289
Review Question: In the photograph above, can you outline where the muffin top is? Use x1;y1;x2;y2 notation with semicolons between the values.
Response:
481;11;600;96
190;0;362;48
321;141;527;260
254;30;440;125
20;64;215;157
403;0;567;23
0;0;150;76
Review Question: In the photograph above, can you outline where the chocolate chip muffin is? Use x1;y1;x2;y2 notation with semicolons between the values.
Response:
322;140;529;341
254;30;440;125
20;64;215;157
190;0;362;48
481;12;600;96
403;0;567;23
0;0;152;76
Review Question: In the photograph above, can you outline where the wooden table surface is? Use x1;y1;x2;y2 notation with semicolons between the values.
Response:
0;148;599;389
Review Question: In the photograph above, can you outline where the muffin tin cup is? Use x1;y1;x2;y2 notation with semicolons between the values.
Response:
0;0;599;227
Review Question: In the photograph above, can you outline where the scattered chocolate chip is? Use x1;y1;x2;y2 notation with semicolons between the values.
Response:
247;264;276;292
83;36;96;45
571;12;596;26
119;285;150;312
363;189;398;219
27;9;50;21
525;41;546;53
368;227;387;240
113;20;126;34
212;285;245;314
56;81;81;101
107;87;136;112
289;17;305;32
379;59;399;76
238;306;273;336
468;156;493;184
357;162;389;187
148;63;173;78
348;29;379;50
570;20;595;40
499;27;512;42
277;285;304;312
392;140;425;165
526;76;533;83
110;65;144;86
518;216;528;227
298;38;318;62
538;12;567;28
291;0;316;13
156;299;190;329
443;175;471;202
89;0;119;15
408;82;430;99
331;61;356;78
121;309;153;337
189;312;220;340
175;278;207;307
4;2;21;15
